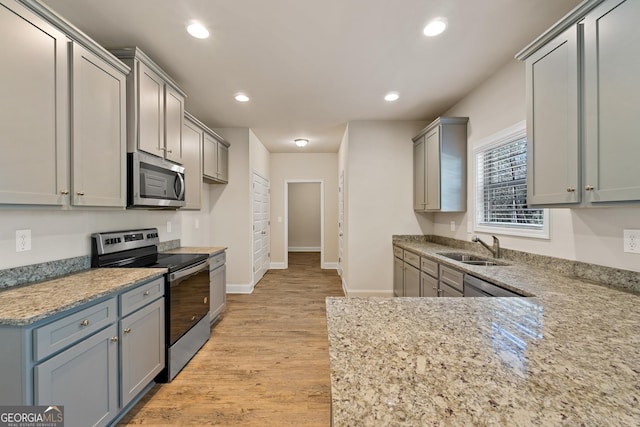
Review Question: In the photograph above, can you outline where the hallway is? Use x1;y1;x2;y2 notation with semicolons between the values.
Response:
118;252;345;426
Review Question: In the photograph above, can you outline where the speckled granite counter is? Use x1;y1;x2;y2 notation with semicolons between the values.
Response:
164;246;226;256
0;268;165;326
327;241;640;426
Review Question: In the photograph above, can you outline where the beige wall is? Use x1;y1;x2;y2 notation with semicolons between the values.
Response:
250;129;270;178
341;120;432;296
288;183;321;249
270;153;338;268
439;59;640;272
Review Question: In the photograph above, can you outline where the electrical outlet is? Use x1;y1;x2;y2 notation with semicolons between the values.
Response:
16;229;31;252
166;221;172;233
623;229;640;253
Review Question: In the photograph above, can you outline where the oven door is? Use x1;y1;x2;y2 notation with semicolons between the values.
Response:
168;259;210;345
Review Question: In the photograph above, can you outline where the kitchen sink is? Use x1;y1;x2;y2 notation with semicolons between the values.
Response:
437;252;509;266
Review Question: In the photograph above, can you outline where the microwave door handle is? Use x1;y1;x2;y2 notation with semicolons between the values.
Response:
175;173;185;200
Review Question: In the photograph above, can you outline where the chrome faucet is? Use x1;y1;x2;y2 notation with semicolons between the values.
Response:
472;235;501;258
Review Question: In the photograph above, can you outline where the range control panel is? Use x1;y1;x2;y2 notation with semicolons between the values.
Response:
92;228;160;255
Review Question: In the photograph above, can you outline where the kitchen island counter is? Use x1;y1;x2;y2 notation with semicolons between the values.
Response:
327;241;640;426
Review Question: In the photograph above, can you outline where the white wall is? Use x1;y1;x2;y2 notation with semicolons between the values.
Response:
288;183;321;250
438;59;640;272
250;129;270;178
342;120;432;296
0;208;181;269
270;153;338;267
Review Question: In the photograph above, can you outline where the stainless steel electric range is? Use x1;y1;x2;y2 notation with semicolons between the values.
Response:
91;228;210;382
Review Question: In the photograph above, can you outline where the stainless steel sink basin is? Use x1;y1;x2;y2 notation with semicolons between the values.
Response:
437;252;509;266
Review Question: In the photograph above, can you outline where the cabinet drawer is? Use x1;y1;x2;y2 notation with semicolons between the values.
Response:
420;257;438;278
120;277;164;317
210;252;226;271
33;298;117;361
404;251;420;268
393;246;403;259
440;265;464;292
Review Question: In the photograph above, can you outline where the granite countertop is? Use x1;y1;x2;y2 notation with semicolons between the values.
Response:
0;268;166;326
327;241;640;426
164;246;226;256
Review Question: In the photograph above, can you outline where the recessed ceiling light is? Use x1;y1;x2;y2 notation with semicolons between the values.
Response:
294;138;308;147
384;92;399;102
423;18;447;37
187;22;210;39
234;94;250;102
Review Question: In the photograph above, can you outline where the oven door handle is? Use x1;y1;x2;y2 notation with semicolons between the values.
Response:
170;260;209;281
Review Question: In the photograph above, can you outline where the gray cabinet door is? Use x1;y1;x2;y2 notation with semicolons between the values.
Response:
583;0;640;203
0;1;69;205
137;61;165;157
217;143;229;183
203;133;219;179
404;264;420;297
209;264;226;321
182;117;203;209
34;324;118;427
164;86;184;164
413;137;426;210
70;42;126;207
393;256;404;297
421;273;438;297
526;25;580;205
424;127;441;210
120;298;165;408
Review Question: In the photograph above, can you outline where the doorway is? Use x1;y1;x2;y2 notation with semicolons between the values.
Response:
285;180;324;269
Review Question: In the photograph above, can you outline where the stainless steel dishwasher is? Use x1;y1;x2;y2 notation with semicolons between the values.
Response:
463;275;523;297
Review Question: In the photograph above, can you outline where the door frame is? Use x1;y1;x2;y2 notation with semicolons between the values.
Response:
284;179;325;269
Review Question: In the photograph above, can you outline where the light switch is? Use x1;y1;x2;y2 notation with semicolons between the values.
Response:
166;221;172;233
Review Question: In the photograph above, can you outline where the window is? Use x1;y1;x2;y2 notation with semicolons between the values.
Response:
474;121;549;239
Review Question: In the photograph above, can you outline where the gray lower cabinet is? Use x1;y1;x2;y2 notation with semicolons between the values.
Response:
209;251;227;322
439;265;464;298
413;117;468;212
420;257;439;297
519;0;640;207
392;246;420;297
34;324;119;427
0;277;164;427
403;263;420;297
393;254;404;297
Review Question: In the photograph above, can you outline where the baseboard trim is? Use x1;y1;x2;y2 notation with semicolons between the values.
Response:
226;283;254;294
288;247;321;252
341;278;348;296
269;262;286;270
344;289;394;297
322;262;338;270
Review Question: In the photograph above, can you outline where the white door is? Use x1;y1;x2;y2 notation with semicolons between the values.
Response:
338;171;344;278
252;172;270;284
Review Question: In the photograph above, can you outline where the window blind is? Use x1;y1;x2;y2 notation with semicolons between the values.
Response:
476;137;543;228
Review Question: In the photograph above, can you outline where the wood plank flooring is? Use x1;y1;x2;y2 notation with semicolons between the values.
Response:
118;252;344;426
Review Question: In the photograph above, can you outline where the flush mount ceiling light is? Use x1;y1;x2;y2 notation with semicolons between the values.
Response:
186;22;210;39
294;138;309;147
384;92;400;102
423;17;448;37
234;94;250;102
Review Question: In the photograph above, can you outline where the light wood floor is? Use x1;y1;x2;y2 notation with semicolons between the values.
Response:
118;252;344;426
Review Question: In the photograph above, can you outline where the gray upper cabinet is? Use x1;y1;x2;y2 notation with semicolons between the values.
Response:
413;117;468;212
71;42;127;207
111;47;186;164
518;0;640;207
203;131;230;184
0;0;69;206
182;113;204;210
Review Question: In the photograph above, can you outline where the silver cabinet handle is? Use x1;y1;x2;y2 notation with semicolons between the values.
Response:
76;191;85;196
80;319;89;327
60;190;69;195
143;290;150;296
111;336;118;343
585;185;594;191
191;316;196;321
566;187;575;192
123;328;132;334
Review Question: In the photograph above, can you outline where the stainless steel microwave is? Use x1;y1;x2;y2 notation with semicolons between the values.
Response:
128;152;185;208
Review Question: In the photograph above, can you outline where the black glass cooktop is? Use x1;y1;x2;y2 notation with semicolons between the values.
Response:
151;253;208;273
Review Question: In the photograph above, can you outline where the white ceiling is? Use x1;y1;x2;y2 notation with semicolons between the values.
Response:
43;0;581;153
